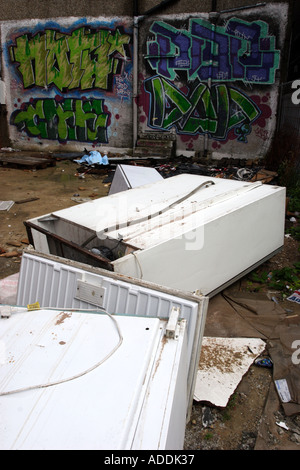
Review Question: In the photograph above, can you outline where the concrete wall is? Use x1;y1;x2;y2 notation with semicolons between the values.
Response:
1;16;133;153
0;0;133;20
0;1;292;159
136;2;290;159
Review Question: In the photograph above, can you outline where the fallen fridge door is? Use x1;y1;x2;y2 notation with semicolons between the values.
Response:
16;249;208;424
0;307;188;450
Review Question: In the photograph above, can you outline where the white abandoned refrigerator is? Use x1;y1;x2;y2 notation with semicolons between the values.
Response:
0;306;190;450
2;250;208;450
24;173;286;295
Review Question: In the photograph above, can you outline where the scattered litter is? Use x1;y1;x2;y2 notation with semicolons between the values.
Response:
71;197;93;204
275;379;292;403
194;337;266;407
251;169;278;183
236;168;253;180
151;158;277;184
0;147;15;152
0;201;14;211
287;290;300;304
202;406;215;428
27;301;40;311
74;150;109;166
254;356;273;368
276;421;289;431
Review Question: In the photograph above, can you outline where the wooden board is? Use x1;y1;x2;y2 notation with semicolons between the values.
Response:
0;153;56;169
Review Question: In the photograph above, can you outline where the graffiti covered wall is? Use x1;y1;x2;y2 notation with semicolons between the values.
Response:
137;3;289;158
0;4;290;158
1;17;133;152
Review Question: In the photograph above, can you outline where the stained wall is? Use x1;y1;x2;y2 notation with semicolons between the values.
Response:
137;3;289;158
0;2;291;158
1;16;133;153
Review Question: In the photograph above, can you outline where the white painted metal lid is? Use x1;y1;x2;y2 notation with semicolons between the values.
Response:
0;308;186;450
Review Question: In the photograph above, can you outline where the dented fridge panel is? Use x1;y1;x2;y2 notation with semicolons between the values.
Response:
24;173;286;296
0;306;189;450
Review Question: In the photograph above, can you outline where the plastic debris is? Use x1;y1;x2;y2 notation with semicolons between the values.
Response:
236;168;253;180
74;150;109;166
287;290;300;304
276;421;289;431
254;356;273;368
0;201;14;211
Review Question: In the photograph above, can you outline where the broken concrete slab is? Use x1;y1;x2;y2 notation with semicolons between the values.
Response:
204;288;300;415
194;337;266;407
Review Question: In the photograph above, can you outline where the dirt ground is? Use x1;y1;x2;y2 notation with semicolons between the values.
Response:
0;156;110;276
184;233;300;451
1;156;300;451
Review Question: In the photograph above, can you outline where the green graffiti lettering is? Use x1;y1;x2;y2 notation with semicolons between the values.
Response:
13;100;45;136
145;76;191;129
12;33;48;88
46;30;73;91
11;98;109;143
56;100;74;140
180;83;218;134
144;77;261;141
10;26;131;91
